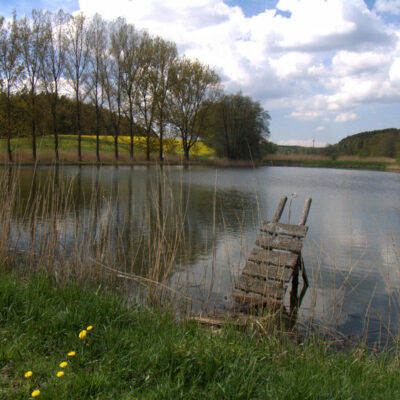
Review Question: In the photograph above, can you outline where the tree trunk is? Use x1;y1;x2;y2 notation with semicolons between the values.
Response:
76;91;82;162
31;94;36;162
129;99;134;160
114;134;119;161
146;130;150;161
52;103;59;163
95;104;101;162
6;98;12;163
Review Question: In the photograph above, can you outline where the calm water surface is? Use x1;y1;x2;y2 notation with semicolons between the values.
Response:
6;165;400;344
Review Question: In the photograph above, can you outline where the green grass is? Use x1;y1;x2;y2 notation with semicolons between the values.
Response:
1;271;400;399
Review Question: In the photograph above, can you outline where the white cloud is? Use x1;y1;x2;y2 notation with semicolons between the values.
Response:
75;0;400;143
375;0;400;15
335;112;358;122
286;110;322;121
316;126;326;131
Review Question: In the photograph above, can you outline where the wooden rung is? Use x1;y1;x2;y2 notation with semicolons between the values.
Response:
232;288;284;305
260;222;308;238
242;261;293;282
299;198;312;226
248;248;299;268
255;234;303;253
271;196;288;223
235;275;286;298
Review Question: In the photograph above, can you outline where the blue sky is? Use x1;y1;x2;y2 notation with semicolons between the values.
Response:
1;0;400;146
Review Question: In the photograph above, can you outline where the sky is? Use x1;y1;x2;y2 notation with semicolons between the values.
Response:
1;0;400;147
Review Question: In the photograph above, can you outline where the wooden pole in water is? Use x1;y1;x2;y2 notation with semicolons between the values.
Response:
272;195;288;223
299;198;312;226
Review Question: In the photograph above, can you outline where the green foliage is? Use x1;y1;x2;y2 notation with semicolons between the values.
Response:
338;128;400;158
201;92;271;160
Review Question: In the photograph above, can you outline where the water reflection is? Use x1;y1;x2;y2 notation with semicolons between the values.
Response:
2;165;400;344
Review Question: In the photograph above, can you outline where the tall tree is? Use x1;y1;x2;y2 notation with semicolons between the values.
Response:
104;18;126;161
65;13;90;162
135;32;159;161
168;57;219;160
120;24;141;161
202;93;271;160
40;10;70;163
0;14;22;162
153;37;177;161
87;14;107;162
18;10;49;162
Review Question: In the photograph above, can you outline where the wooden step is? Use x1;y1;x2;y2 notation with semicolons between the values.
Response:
235;275;286;298
260;222;308;238
255;234;303;253
242;261;293;282
232;289;283;307
248;248;298;268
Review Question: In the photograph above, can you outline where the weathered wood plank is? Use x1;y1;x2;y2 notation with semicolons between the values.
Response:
242;261;293;282
299;198;312;226
248;248;298;268
271;196;288;223
260;222;308;238
232;289;283;306
235;275;286;298
255;234;303;253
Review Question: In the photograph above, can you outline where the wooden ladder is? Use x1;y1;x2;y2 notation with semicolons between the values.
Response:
232;195;312;311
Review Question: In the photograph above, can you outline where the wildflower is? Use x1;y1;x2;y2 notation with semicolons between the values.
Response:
56;371;64;378
31;389;40;397
24;371;33;378
59;362;68;368
78;330;87;339
86;325;93;331
67;351;76;357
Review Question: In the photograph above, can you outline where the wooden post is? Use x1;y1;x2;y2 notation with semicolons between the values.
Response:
272;195;288;223
299;198;312;226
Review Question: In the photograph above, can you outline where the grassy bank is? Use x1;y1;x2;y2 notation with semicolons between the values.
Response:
1;271;400;400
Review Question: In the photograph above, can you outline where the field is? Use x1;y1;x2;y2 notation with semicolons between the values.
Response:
0;135;215;164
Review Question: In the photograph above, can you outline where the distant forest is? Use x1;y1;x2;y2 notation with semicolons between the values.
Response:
278;128;400;159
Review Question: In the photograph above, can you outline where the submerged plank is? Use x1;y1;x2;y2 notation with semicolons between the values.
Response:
242;261;293;282
260;222;308;238
248;248;298;268
232;289;283;307
255;234;303;253
235;275;286;298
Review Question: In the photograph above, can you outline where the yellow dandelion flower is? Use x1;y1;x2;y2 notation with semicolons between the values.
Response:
78;330;87;339
67;351;76;357
24;371;33;378
59;362;68;368
31;389;40;397
56;371;64;378
86;325;93;331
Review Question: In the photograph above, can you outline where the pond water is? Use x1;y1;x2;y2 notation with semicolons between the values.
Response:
4;165;400;344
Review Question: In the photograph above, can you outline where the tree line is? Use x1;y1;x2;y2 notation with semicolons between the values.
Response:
0;10;271;163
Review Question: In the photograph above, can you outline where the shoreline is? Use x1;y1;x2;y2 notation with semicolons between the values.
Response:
0;157;399;172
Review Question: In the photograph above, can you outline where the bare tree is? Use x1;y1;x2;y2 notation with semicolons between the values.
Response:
18;10;49;162
120;24;141;161
87;14;107;162
40;10;70;163
65;13;90;162
168;57;219;161
135;32;159;161
153;37;177;161
0;14;22;162
104;18;126;161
